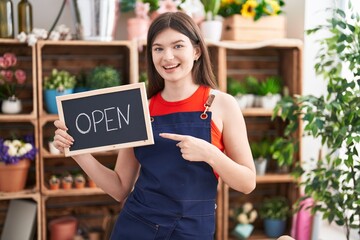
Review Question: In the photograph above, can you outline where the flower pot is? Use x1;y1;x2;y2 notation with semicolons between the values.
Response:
61;181;72;190
1;97;22;114
75;181;85;189
200;20;223;41
232;223;254;239
0;159;30;192
127;18;149;41
49;216;78;240
44;89;74;114
259;94;281;109
263;218;286;238
88;178;97;188
254;157;268;176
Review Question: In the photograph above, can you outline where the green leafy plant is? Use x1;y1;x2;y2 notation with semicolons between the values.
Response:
259;196;290;220
218;0;285;21
87;66;121;89
227;77;247;96
201;0;221;20
250;139;272;160
243;75;259;94
43;69;76;91
272;6;360;239
258;76;282;96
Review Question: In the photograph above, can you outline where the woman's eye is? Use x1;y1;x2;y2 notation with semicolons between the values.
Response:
174;45;183;49
153;47;163;52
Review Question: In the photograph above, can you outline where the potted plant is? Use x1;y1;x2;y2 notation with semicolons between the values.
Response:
272;6;360;240
200;0;222;41
49;174;60;190
61;172;73;190
87;176;97;188
48;136;61;155
74;173;86;189
0;135;37;192
74;70;89;93
257;76;282;109
227;77;248;109
243;75;259;107
259;196;290;238
86;66;121;90
230;202;258;239
43;68;76;114
0;52;27;114
250;139;271;175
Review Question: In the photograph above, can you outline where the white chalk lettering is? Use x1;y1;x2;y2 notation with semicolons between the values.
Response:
104;107;118;132
76;113;91;134
75;105;131;134
117;104;130;128
92;110;104;133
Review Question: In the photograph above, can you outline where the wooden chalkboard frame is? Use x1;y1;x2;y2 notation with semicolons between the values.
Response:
56;82;154;156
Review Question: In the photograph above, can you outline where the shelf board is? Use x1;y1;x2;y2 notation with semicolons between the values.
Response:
256;174;295;183
0;114;37;121
0;189;39;200
241;108;274;117
42;187;105;197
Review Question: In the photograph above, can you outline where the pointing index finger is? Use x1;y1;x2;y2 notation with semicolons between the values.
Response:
159;133;186;141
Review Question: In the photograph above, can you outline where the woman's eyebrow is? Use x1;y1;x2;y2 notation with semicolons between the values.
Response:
152;39;186;47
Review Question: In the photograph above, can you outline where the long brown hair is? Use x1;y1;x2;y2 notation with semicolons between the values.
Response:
146;12;218;99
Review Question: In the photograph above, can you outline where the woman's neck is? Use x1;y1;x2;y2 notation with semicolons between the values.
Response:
161;82;199;102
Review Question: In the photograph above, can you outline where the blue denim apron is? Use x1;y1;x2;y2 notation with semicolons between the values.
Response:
110;111;218;240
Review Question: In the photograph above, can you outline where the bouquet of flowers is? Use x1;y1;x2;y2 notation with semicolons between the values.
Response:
0;52;27;100
230;202;258;239
218;0;285;21
0;135;37;165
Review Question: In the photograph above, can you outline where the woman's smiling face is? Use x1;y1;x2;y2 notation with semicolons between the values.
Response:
151;28;200;84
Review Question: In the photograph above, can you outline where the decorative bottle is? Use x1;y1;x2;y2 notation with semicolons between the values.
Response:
0;0;15;38
18;0;33;34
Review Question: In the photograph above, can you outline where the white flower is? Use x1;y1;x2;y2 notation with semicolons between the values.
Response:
243;202;253;213
17;32;28;42
24;143;33;151
7;145;18;156
237;213;249;224
32;28;48;39
18;147;28;156
49;31;60;41
27;34;38;46
249;210;258;223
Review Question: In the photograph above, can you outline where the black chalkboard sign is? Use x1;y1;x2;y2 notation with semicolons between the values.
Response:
56;83;154;156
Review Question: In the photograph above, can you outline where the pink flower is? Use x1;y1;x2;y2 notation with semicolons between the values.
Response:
135;1;150;19
157;0;181;14
3;53;17;67
15;70;27;84
0;52;27;99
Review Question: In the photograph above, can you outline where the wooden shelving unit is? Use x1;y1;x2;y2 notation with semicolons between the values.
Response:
0;40;41;239
212;39;303;239
0;38;302;240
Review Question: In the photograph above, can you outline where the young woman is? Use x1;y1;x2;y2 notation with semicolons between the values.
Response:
53;12;255;239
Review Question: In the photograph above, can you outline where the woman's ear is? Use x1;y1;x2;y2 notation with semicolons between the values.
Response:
194;47;201;61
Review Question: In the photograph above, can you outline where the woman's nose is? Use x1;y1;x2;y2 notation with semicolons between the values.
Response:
163;49;174;60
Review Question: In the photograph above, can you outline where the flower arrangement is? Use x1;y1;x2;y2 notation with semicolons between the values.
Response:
0;135;37;165
0;52;27;100
231;202;258;224
218;0;285;20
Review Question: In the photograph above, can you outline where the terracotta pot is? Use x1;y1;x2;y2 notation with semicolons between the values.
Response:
61;181;72;190
0;159;30;192
88;179;97;188
75;181;85;189
49;216;78;240
127;18;149;41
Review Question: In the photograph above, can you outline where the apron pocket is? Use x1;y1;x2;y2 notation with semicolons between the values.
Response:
110;208;159;240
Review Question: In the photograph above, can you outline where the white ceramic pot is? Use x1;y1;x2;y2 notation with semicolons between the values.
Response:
49;141;61;155
200;20;223;41
254;157;268;176
259;94;281;109
1;97;22;114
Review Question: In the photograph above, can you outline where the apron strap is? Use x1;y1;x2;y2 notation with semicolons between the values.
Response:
200;89;218;119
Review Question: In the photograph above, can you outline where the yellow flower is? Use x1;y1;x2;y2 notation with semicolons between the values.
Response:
240;0;257;18
264;0;280;15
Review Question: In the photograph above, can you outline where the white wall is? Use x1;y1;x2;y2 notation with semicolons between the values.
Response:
8;0;359;239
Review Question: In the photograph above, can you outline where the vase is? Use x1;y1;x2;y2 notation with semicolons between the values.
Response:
263;218;286;238
0;159;30;192
49;216;78;240
1;96;22;114
44;89;74;114
69;0;119;41
200;20;223;41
